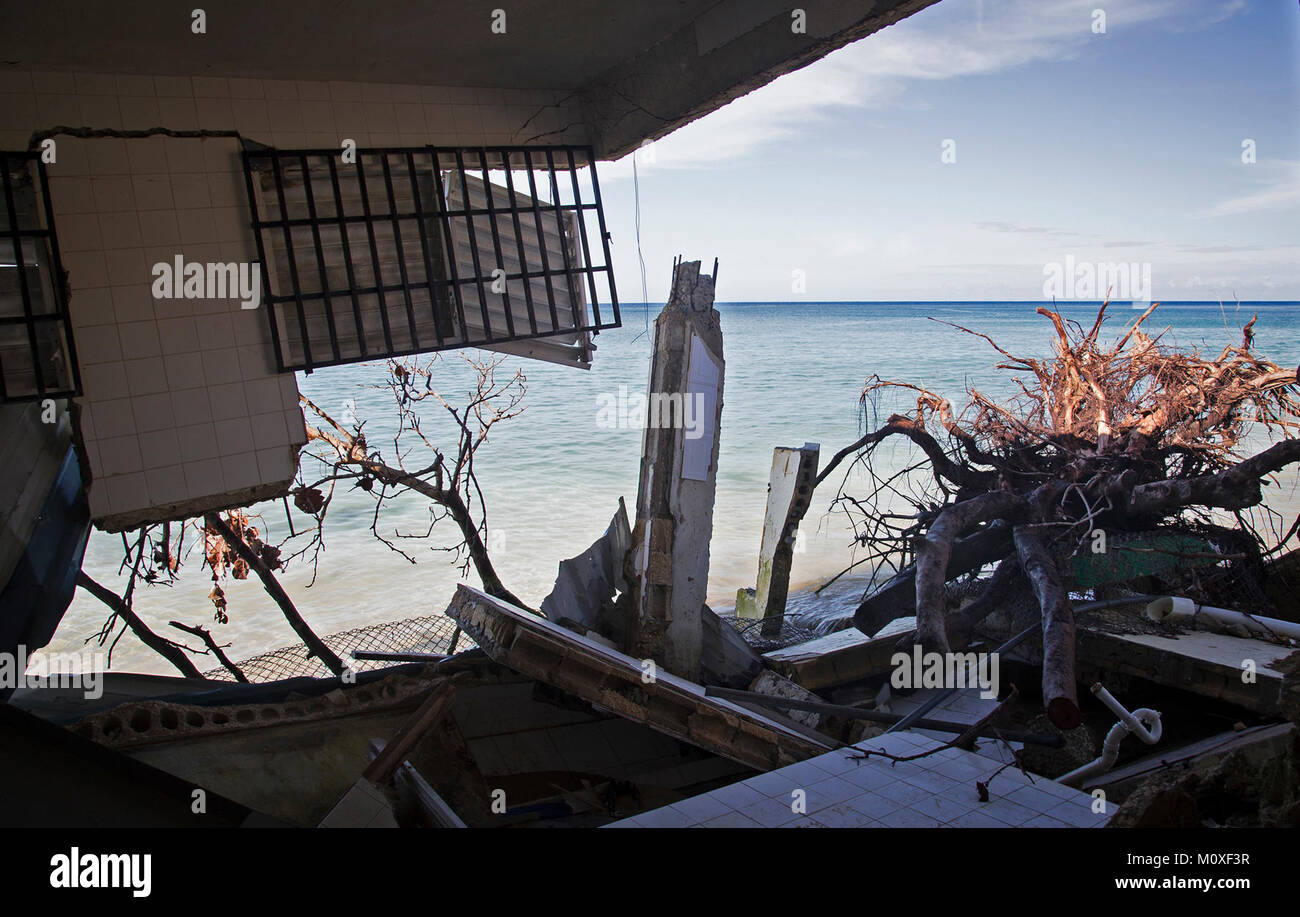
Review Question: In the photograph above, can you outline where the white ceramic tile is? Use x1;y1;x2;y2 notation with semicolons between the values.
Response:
700;811;763;829
804;775;861;811
213;417;255;456
130;392;175;432
153;76;192;98
636;805;693;828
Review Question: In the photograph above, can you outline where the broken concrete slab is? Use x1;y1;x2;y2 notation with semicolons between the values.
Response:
541;498;632;645
762;618;915;691
1074;625;1293;715
446;584;832;772
747;669;824;730
700;603;764;689
1104;722;1300;827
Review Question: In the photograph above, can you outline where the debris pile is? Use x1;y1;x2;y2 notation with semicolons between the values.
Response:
32;291;1300;829
821;303;1300;729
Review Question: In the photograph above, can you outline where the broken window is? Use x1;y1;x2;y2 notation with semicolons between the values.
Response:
0;152;80;401
243;145;619;373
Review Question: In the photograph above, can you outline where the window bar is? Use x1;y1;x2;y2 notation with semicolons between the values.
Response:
324;155;368;358
403;151;448;348
564;148;602;328
429;150;472;347
1;161;47;395
476;149;516;340
544;148;582;332
451;148;496;344
244;145;618;373
585;145;620;327
0;326;8;399
34;158;80;394
353;153;396;355
298;153;342;364
521;148;563;334
378;152;421;351
269;154;315;371
499;155;540;336
241;151;285;373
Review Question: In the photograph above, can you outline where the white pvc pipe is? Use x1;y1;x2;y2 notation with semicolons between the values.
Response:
1146;596;1300;641
1058;683;1161;787
1091;684;1162;745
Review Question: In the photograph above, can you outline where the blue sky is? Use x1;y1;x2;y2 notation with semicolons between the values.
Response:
593;0;1300;302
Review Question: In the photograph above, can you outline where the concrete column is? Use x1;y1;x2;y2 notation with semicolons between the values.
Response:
736;443;819;637
626;260;723;682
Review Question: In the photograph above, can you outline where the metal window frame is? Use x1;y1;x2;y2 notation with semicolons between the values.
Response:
243;144;620;374
0;151;80;402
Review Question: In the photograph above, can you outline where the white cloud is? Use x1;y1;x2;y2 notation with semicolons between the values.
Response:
602;0;1226;177
1201;161;1300;216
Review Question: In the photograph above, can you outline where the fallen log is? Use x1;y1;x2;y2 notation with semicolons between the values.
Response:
1013;526;1080;729
915;494;1026;654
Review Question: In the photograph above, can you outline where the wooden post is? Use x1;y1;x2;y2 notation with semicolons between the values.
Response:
363;676;461;784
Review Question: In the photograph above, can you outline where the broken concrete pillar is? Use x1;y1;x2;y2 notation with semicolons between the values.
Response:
625;260;723;683
736;443;819;637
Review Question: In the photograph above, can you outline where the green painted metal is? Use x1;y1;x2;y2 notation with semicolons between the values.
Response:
1071;532;1219;588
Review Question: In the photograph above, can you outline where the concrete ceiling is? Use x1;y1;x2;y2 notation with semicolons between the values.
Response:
2;0;943;159
0;0;720;90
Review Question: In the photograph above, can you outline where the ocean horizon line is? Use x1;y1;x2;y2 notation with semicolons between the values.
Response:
614;299;1300;307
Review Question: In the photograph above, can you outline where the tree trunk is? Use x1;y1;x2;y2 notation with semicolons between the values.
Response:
439;488;528;609
204;512;345;677
914;492;1024;654
1013;526;1081;729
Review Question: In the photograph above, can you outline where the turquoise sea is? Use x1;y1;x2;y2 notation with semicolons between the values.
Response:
49;300;1300;674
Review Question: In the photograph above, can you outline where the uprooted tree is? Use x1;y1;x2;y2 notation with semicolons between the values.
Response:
819;303;1300;729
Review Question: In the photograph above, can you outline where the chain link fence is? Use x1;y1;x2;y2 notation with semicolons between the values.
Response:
201;613;473;682
201;606;821;683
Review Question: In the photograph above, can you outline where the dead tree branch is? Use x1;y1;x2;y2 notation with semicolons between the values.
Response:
295;353;528;609
204;512;344;677
76;571;202;678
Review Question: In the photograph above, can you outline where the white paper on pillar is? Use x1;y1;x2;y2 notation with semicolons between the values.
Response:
682;332;719;481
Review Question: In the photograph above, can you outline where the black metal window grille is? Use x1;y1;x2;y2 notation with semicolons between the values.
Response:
243;145;619;373
0;152;80;401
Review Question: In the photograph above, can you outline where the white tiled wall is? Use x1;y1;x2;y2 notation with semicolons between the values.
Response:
0;67;588;530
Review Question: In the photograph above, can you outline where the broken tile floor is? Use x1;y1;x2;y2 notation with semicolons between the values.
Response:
606;687;1109;828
